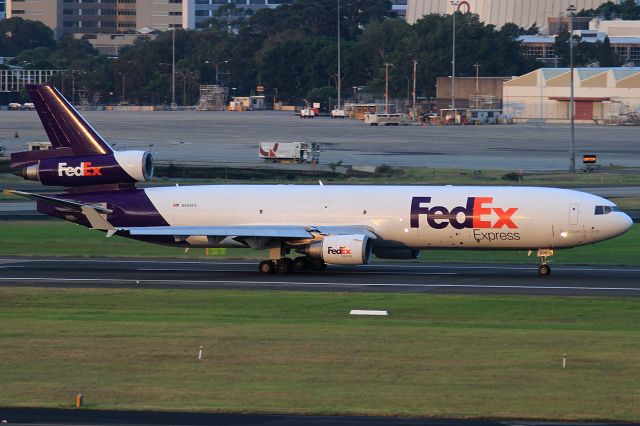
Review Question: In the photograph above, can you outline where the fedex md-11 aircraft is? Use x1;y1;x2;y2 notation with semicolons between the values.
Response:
6;84;633;276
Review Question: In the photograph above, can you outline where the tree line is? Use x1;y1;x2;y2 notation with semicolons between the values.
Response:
1;0;638;105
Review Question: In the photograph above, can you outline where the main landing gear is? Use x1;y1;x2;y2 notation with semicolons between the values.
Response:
258;257;326;274
536;248;554;277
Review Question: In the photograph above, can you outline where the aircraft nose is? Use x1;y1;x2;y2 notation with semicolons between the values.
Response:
619;212;634;234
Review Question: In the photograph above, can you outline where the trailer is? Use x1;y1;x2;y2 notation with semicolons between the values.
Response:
364;113;406;126
259;142;320;163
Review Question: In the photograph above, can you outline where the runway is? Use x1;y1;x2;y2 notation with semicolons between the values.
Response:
2;408;639;426
1;257;639;296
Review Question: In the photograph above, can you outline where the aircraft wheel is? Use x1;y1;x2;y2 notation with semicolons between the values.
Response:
538;264;551;276
275;258;293;274
309;259;327;272
259;260;275;274
293;257;309;272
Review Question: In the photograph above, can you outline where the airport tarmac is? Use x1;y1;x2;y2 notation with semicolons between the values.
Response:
1;257;639;296
1;110;640;170
2;407;638;426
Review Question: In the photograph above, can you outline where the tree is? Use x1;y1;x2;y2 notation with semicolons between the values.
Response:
577;0;640;19
0;18;56;57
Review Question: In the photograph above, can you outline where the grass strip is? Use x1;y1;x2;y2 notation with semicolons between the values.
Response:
0;221;638;266
0;288;638;420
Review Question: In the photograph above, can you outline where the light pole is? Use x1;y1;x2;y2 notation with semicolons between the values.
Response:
405;76;410;104
383;62;394;114
568;4;576;172
473;63;481;94
167;23;177;110
71;70;85;105
175;71;192;106
451;1;459;122
412;59;417;117
337;0;341;110
119;72;127;105
205;60;228;85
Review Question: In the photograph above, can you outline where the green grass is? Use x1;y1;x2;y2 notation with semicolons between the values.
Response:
0;221;638;266
2;164;640;187
0;288;639;420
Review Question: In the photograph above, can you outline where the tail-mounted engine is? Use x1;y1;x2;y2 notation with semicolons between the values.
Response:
13;150;153;187
305;234;373;265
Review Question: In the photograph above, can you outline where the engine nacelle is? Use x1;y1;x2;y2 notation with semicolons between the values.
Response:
373;247;421;260
307;234;373;265
15;150;153;187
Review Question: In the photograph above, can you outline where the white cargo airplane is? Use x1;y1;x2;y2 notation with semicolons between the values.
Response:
7;84;634;276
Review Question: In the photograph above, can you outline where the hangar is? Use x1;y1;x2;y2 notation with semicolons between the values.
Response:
502;67;640;123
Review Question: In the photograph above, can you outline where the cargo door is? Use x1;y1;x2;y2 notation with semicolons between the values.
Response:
569;204;579;225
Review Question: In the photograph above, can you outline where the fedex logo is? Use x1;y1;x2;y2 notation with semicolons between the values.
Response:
58;162;103;177
327;246;351;255
410;197;518;230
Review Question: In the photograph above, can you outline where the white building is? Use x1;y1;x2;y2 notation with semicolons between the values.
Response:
519;19;640;65
503;67;640;122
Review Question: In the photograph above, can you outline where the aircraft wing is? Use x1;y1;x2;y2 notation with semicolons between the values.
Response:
120;225;376;239
121;226;314;239
118;225;377;248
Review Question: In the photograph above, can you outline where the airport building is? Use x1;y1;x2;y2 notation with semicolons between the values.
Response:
407;0;624;30
520;19;640;65
502;67;640;123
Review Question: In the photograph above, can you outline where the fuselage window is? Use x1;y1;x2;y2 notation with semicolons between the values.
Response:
595;206;604;215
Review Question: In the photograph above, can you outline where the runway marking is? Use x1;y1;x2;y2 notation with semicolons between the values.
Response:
137;268;458;276
1;277;639;292
0;258;638;273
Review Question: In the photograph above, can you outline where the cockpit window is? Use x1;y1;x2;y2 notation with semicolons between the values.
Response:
595;205;621;215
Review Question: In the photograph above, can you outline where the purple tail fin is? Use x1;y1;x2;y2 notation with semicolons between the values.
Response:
26;84;113;155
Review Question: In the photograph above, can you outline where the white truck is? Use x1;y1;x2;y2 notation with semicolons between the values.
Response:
364;113;406;126
259;142;320;163
300;107;315;118
331;107;347;119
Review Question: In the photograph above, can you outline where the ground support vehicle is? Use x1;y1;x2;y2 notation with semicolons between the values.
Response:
259;142;320;163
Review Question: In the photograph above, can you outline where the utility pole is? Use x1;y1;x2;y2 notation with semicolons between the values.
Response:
568;4;576;172
171;22;177;111
120;73;127;105
412;59;417;117
451;0;459;122
474;63;481;94
384;62;394;114
337;0;341;110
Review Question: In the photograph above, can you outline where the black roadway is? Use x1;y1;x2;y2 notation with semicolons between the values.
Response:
1;257;639;296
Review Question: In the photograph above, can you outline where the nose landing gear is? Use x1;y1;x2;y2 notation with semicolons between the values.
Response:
536;248;554;276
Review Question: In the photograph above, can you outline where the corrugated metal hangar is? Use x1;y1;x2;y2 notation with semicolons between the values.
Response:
503;67;640;122
407;0;621;29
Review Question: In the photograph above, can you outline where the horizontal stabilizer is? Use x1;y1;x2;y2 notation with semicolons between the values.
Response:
5;190;112;214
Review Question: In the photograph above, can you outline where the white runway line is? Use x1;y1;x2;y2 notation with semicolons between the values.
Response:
0;258;638;273
1;277;640;292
